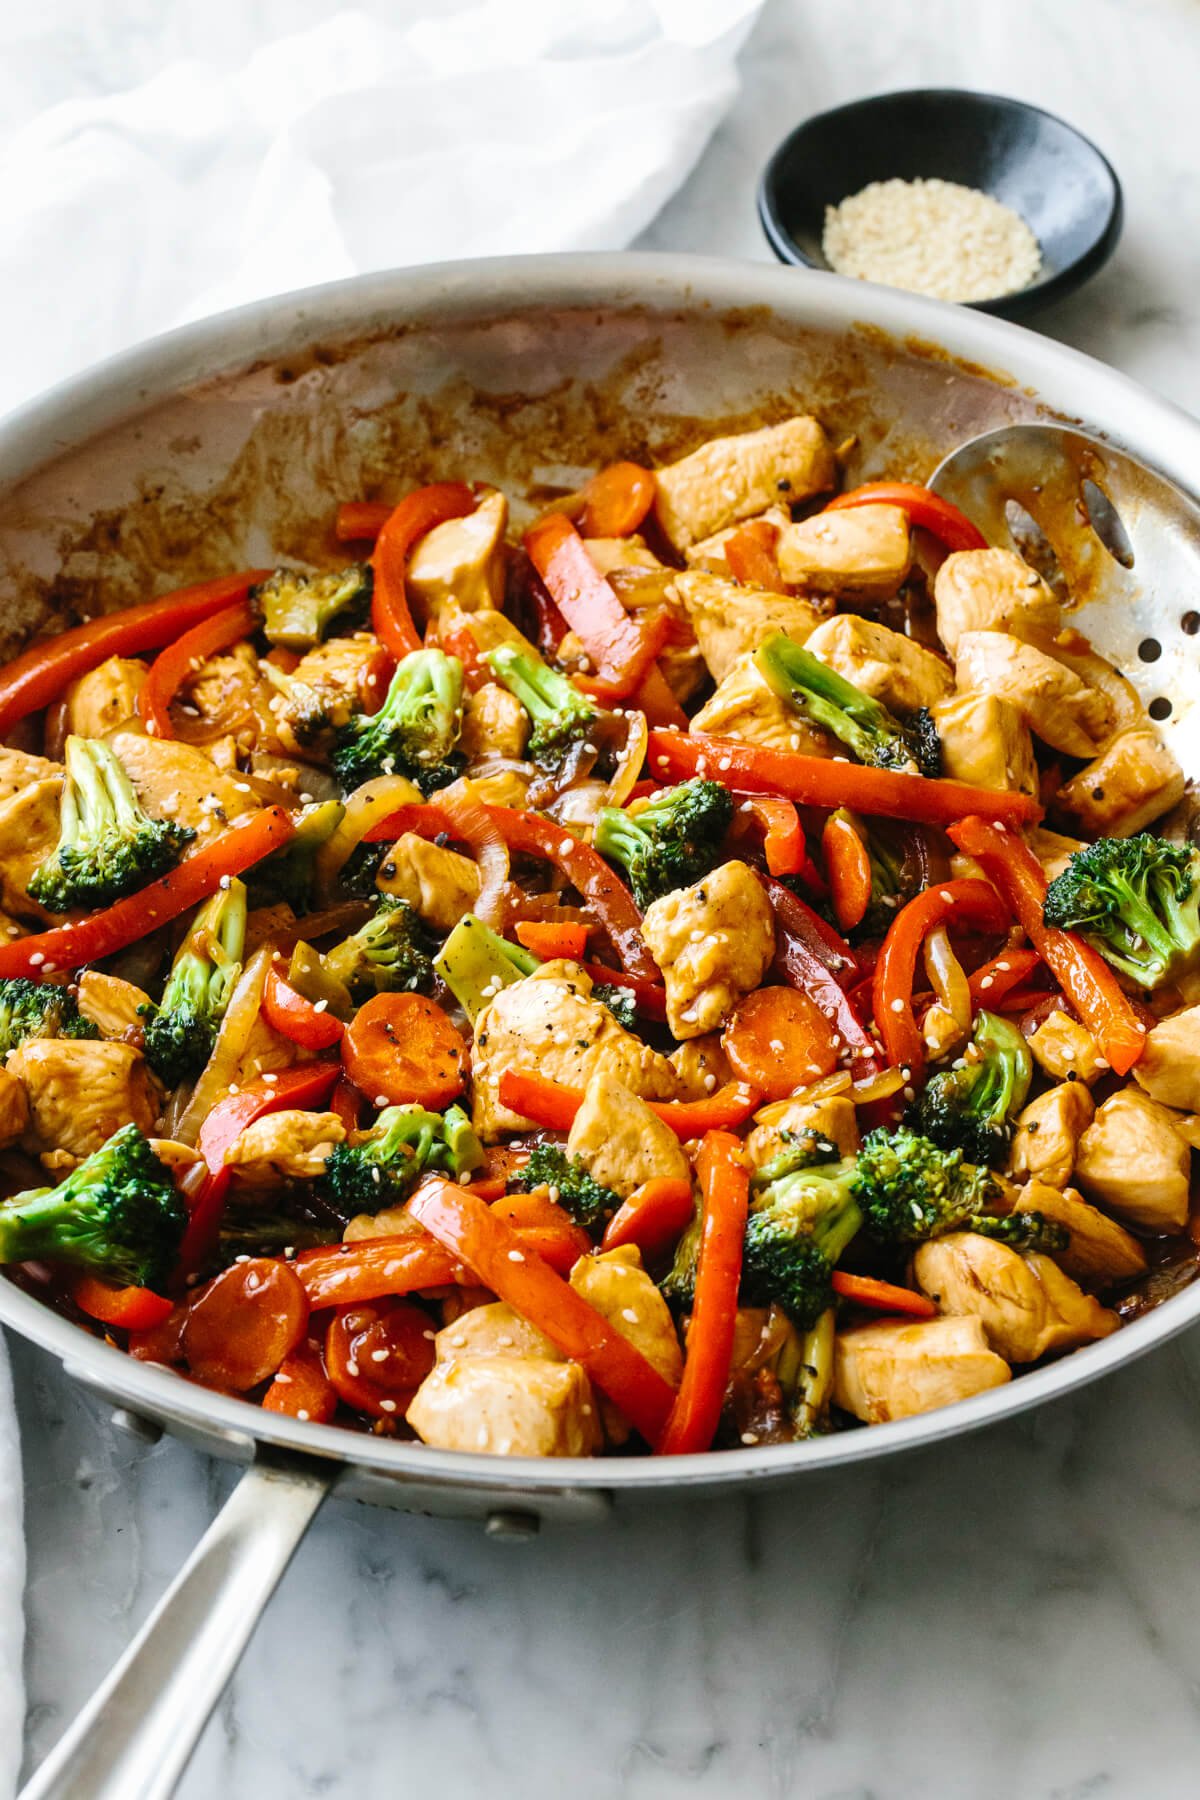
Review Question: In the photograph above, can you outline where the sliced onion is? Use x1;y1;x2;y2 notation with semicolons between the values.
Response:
753;1072;852;1125
923;925;972;1034
601;706;649;809
173;946;275;1146
433;782;510;929
314;774;425;902
848;1066;908;1105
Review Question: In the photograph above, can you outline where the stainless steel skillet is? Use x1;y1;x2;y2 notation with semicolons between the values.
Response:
5;253;1200;1799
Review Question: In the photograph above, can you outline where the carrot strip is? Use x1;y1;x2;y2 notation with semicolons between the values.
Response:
658;1132;748;1456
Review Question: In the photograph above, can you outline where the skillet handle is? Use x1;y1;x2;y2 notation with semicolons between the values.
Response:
20;1452;335;1800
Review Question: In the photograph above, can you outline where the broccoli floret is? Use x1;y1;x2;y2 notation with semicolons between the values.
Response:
909;1010;1033;1167
1043;833;1200;990
323;1102;483;1214
254;564;372;650
0;978;97;1054
484;643;600;769
756;633;941;777
593;779;733;909
791;1306;837;1439
323;896;433;999
332;648;464;795
592;982;637;1031
141;880;247;1086
244;799;346;914
511;1144;619;1233
853;1125;1064;1251
434;913;540;1022
28;736;194;911
0;1123;185;1290
741;1155;864;1331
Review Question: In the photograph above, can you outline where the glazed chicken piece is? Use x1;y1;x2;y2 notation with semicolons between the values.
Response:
223;1110;345;1185
0;780;64;919
1132;1004;1200;1113
652;415;835;553
774;503;912;596
690;651;837;755
63;655;147;739
471;962;677;1138
375;832;481;932
670;571;823;683
683;508;791;576
912;1232;1119;1362
182;643;281;752
1009;1081;1095;1189
1026;1010;1106;1085
640;859;775;1040
7;1038;157;1159
407;488;508;617
1028;827;1087;883
0;1067;29;1149
668;1033;734;1100
407;1354;601;1457
436;1301;562;1363
570;1245;683;1444
107;729;260;839
931;693;1038;795
932;547;1060;658
1073;1087;1191;1231
803;614;953;713
744;1094;860;1166
75;970;153;1043
833;1314;1011;1423
952;632;1114;758
459;682;529;761
1055;728;1185;838
268;634;385;756
566;1070;691;1197
1011;1181;1147;1291
0;746;63;802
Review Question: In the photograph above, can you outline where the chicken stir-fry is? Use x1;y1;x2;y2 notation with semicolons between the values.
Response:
0;423;1193;1460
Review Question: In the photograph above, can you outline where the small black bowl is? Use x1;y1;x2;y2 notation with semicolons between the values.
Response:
758;88;1122;321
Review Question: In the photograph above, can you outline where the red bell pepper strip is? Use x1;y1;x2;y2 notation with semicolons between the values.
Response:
872;878;1010;1078
947;816;1149;1075
177;1060;342;1280
824;482;988;553
822;811;873;932
764;879;881;1075
486;805;660;980
724;519;788;594
293;1219;582;1307
489;1190;593;1272
136;597;259;738
0;806;296;980
514;920;590;960
831;1270;938;1318
648;731;1042;829
410;1178;677;1447
579;963;668;1020
524;512;665;698
578;462;657;539
328;1076;364;1133
371;482;476;659
434;617;491;692
737;794;812;879
334;500;392;542
72;1276;174;1332
658;1131;748;1456
497;1068;761;1139
967;945;1042;1008
601;1178;696;1258
262;965;345;1050
0;569;272;737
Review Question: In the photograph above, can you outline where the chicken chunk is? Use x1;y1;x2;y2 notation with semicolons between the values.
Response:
668;1033;734;1100
913;1232;1118;1362
952;632;1113;757
407;1354;602;1457
183;643;280;752
931;693;1038;795
803;614;953;713
653;416;835;552
436;1301;561;1364
670;571;824;683
933;548;1060;658
0;780;63;920
566;1071;691;1197
223;1110;345;1185
1028;827;1087;884
75;970;152;1043
64;655;147;739
1133;1004;1200;1112
268;634;384;754
570;1245;683;1443
108;729;260;840
1055;728;1185;838
683;508;791;576
1012;1181;1147;1291
744;1094;859;1166
834;1314;1011;1424
7;1038;157;1158
1026;1010;1106;1085
0;1067;29;1148
690;652;837;756
1074;1087;1191;1230
641;860;775;1040
472;963;676;1139
1010;1081;1095;1188
407;488;508;617
459;682;529;761
375;832;481;932
775;504;912;596
0;746;63;803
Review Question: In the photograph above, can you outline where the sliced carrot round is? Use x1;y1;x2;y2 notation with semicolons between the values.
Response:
578;462;657;538
325;1299;436;1419
721;985;840;1102
182;1259;309;1391
262;1342;338;1423
342;992;467;1109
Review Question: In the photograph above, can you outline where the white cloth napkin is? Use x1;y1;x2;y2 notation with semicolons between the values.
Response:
0;2;762;1788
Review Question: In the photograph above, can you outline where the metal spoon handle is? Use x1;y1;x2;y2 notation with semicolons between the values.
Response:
20;1454;334;1800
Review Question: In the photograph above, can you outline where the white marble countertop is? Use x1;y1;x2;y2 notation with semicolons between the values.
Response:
17;1;1200;1795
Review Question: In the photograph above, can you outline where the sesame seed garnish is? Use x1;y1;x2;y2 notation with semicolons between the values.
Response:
297;1409;311;1421
508;1249;525;1262
890;998;904;1013
380;1399;398;1414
